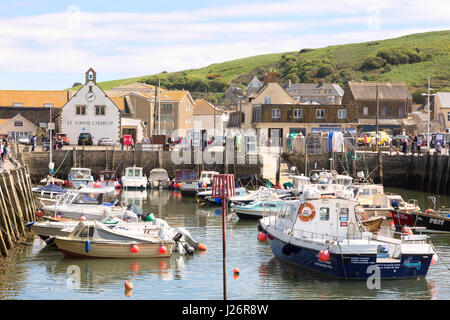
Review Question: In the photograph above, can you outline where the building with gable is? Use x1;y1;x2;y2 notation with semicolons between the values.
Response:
59;68;121;145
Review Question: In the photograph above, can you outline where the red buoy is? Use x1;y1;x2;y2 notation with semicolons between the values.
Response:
124;280;133;290
257;232;268;242
318;249;330;262
159;245;167;254
233;268;240;275
56;215;62;219
36;209;44;217
80;216;87;221
130;244;139;253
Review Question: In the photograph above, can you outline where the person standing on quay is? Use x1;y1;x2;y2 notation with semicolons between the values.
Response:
416;136;422;155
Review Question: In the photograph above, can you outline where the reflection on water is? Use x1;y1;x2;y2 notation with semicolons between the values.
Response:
0;188;449;299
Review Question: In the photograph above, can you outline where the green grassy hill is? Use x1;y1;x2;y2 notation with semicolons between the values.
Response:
70;30;450;103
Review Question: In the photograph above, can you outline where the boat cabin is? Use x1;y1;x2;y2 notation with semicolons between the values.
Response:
278;197;362;240
351;184;384;206
199;171;219;185
292;175;311;190
149;168;169;181
371;193;407;209
125;167;144;178
69;168;93;184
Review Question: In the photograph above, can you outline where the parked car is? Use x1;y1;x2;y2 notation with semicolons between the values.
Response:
98;137;114;146
56;133;70;145
78;133;93;145
17;136;30;145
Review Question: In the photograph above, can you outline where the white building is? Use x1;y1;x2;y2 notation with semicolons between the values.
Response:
59;68;121;145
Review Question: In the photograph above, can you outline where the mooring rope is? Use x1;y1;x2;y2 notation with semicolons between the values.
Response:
52;149;71;176
430;242;450;272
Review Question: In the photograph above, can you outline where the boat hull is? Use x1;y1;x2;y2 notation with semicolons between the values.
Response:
265;232;431;279
392;211;450;234
55;238;173;258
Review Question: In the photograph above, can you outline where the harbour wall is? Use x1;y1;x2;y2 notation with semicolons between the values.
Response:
286;152;450;195
22;147;263;183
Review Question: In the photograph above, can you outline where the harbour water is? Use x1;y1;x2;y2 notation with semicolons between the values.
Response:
0;187;449;300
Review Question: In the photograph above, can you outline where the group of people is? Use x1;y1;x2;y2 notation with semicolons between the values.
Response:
397;134;446;155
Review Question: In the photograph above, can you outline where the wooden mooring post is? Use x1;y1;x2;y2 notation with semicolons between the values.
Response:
0;166;36;258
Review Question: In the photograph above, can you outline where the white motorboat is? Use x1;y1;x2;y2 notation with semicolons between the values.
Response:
258;189;436;279
121;166;148;189
68;168;94;188
148;168;170;189
54;217;204;258
42;186;139;221
180;170;219;197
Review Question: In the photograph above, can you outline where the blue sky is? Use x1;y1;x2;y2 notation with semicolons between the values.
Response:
0;0;448;90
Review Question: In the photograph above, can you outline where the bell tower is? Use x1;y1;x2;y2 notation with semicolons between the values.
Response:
85;68;96;84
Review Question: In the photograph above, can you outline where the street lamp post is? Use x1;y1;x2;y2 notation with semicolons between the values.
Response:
422;76;437;151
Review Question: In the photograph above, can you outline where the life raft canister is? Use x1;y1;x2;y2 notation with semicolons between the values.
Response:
298;203;316;222
425;209;435;214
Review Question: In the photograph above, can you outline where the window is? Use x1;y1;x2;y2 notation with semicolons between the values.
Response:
76;105;86;115
328;96;334;103
399;108;405;117
314;98;319;102
79;227;95;238
447;112;450;122
338;109;347;119
264;96;272;104
95;105;105;116
272;109;281;119
186;104;190;111
381;106;387;116
320;207;329;221
316;109;325;119
293;109;303;119
44;103;54;108
13;103;22;107
363;107;369;115
14;120;23;127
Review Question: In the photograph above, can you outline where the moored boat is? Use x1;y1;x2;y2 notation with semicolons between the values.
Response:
148;168;170;189
121;166;147;189
258;191;436;280
68;168;94;188
54;220;174;258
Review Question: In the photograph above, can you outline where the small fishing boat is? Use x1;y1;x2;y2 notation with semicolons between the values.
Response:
203;187;249;205
391;197;450;234
68;168;94;188
54;220;175;258
232;199;284;220
228;186;290;206
180;170;219;197
258;191;436;279
121;166;147;189
148;168;170;189
363;193;420;218
42;186;139;221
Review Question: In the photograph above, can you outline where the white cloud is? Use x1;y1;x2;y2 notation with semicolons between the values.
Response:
0;0;448;87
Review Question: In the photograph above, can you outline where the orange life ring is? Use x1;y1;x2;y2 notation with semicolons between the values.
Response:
298;203;316;222
425;209;435;214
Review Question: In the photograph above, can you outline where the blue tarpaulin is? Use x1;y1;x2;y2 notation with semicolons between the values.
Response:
37;183;67;193
328;132;334;152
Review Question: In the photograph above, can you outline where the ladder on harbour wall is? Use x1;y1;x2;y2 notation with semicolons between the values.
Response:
0;166;36;258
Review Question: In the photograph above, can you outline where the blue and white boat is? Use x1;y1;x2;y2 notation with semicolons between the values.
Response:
68;168;94;188
258;189;436;280
233;199;284;220
203;187;250;205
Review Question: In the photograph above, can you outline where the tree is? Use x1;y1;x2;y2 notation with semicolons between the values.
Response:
72;82;82;88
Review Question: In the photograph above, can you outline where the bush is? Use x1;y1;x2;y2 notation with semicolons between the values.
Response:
383;64;392;73
361;56;386;70
317;63;335;77
206;73;223;80
412;89;426;104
